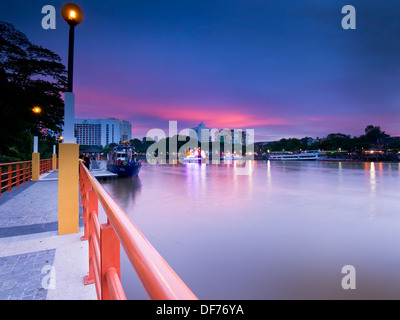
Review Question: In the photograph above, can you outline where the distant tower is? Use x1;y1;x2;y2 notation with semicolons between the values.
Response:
191;122;211;143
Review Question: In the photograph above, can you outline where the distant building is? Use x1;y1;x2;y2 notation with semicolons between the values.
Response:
191;122;211;143
378;136;400;147
300;137;315;146
74;118;132;146
214;129;249;145
190;122;251;145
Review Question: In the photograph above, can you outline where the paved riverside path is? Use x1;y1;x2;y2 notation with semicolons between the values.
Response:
0;170;97;300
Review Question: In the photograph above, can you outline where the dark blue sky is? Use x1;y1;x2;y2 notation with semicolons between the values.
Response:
1;0;400;140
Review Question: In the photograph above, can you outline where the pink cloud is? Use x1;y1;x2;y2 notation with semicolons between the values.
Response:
74;87;291;130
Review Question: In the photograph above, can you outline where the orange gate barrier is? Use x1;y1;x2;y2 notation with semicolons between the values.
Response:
79;161;197;300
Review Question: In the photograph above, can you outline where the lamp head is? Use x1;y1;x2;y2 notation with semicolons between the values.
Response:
61;3;84;26
32;106;42;114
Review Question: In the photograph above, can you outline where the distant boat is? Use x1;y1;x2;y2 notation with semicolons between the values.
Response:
107;145;141;177
184;148;205;162
268;151;319;161
221;154;243;160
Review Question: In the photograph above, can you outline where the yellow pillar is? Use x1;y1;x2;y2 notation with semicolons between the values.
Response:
32;153;40;181
52;154;57;170
58;143;79;235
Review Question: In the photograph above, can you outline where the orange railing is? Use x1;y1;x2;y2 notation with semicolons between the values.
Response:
79;161;197;300
0;161;32;197
40;159;53;175
0;159;55;197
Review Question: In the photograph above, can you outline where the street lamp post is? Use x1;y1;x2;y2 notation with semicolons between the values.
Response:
31;106;42;181
59;3;84;235
32;106;41;153
61;3;83;142
61;3;84;93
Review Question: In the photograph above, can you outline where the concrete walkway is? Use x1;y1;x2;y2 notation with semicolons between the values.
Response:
0;170;97;300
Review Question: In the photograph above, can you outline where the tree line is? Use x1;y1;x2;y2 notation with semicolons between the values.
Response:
258;125;399;154
0;22;66;163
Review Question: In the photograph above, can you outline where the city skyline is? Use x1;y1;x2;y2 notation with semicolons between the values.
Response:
1;0;400;141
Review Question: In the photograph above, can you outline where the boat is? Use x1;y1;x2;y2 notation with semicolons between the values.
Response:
106;145;141;177
184;148;205;162
221;153;243;160
268;151;320;161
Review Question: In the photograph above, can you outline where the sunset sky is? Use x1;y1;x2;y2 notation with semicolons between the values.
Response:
1;0;400;141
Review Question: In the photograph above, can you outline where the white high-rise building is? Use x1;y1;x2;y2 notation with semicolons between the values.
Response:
74;118;132;146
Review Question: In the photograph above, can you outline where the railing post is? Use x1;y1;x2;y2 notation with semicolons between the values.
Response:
22;163;26;184
84;210;97;286
52;154;57;170
32;153;40;181
82;189;97;241
7;165;12;192
58;143;80;235
100;223;120;300
16;164;20;187
0;166;3;197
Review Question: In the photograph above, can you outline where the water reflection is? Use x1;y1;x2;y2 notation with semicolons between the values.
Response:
100;176;142;210
266;160;271;188
369;162;376;193
101;161;400;300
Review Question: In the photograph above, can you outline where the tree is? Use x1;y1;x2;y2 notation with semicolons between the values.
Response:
364;125;388;144
320;133;352;151
268;138;306;152
0;21;67;160
103;143;118;157
129;138;143;152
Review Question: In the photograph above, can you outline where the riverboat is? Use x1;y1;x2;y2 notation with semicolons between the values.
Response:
184;148;204;162
221;153;244;160
107;145;141;177
268;151;320;161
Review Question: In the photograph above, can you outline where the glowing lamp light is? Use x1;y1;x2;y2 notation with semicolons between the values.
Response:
32;106;42;114
61;3;84;26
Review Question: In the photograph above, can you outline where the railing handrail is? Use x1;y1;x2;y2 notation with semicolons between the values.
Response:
0;159;53;166
0;160;33;166
79;162;197;300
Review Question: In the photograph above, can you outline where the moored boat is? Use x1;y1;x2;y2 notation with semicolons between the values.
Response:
221;153;244;160
268;151;320;161
184;148;205;162
107;145;141;177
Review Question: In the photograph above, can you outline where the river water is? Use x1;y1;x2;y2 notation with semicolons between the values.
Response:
99;160;400;299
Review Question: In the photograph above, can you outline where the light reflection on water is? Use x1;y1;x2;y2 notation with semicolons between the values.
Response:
100;160;400;299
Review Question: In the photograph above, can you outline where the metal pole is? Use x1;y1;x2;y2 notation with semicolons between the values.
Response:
67;24;75;92
33;114;39;153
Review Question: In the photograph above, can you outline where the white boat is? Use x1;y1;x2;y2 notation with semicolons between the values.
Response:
268;151;319;161
184;155;202;162
221;154;243;160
